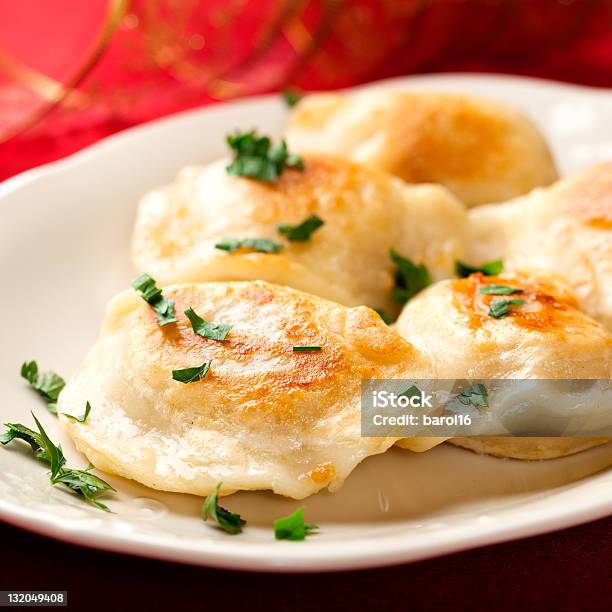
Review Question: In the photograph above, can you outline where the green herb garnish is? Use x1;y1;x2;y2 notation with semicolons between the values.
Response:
201;483;246;535
487;298;526;319
132;273;178;326
0;423;43;456
1;414;114;511
457;383;488;408
225;130;304;182
292;346;322;352
274;507;318;541
184;307;232;340
215;237;283;254
278;214;324;242
282;87;303;108
62;401;91;423
390;248;431;305
455;259;503;278
53;465;115;512
172;362;211;384
398;385;421;400
374;309;394;325
20;361;65;415
479;285;523;295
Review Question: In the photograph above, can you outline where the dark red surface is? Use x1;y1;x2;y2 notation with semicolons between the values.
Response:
0;516;610;610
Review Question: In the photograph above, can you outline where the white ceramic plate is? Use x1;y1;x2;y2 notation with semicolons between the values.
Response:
0;74;611;572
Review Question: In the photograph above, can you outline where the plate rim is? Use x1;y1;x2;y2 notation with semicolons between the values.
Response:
0;472;610;573
0;72;610;572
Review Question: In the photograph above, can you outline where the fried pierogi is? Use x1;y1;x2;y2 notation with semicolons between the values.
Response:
58;281;427;499
286;90;557;206
395;272;611;459
466;163;612;330
132;154;466;313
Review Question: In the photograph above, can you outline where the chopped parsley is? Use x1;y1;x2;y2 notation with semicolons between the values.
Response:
172;362;211;384
282;87;303;108
201;483;246;535
389;249;431;305
62;401;91;423
184;307;232;340
455;259;503;278
274;507;318;541
225;130;304;182
374;309;394;325
399;385;421;400
215;237;283;254
132;273;177;326
0;414;114;511
488;298;526;319
479;285;523;295
292;346;322;352
20;361;65;415
52;464;115;512
457;383;488;408
278;214;324;242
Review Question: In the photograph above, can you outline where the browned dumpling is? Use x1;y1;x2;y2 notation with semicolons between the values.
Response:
286;90;557;206
467;163;612;330
58;281;428;499
394;271;611;459
132;154;466;314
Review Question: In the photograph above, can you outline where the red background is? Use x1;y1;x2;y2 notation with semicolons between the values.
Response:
0;516;610;610
1;0;612;180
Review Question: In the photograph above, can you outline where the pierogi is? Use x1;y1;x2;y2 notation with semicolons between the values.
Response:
52;87;612;511
58;281;428;499
132;154;466;314
466;163;612;330
394;272;612;459
286;90;557;206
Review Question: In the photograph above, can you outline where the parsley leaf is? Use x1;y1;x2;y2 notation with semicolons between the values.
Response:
389;249;432;305
455;259;503;278
226;130;304;182
201;483;246;535
479;285;523;295
1;414;115;511
0;423;45;455
184;307;232;340
399;385;421;400
132;273;178;326
488;298;526;319
52;465;114;512
457;383;488;408
292;346;322;352
274;507;318;541
62;401;92;423
1;417;65;476
374;309;394;325
215;237;283;253
172;362;211;384
20;361;65;415
278;214;324;242
31;413;65;478
282;87;303;108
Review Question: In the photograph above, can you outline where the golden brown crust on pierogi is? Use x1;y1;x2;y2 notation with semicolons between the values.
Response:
59;281;428;499
394;272;611;459
131;154;466;314
467;163;612;330
286;90;557;206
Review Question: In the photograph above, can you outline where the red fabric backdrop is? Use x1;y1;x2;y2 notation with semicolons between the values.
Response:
1;0;612;180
